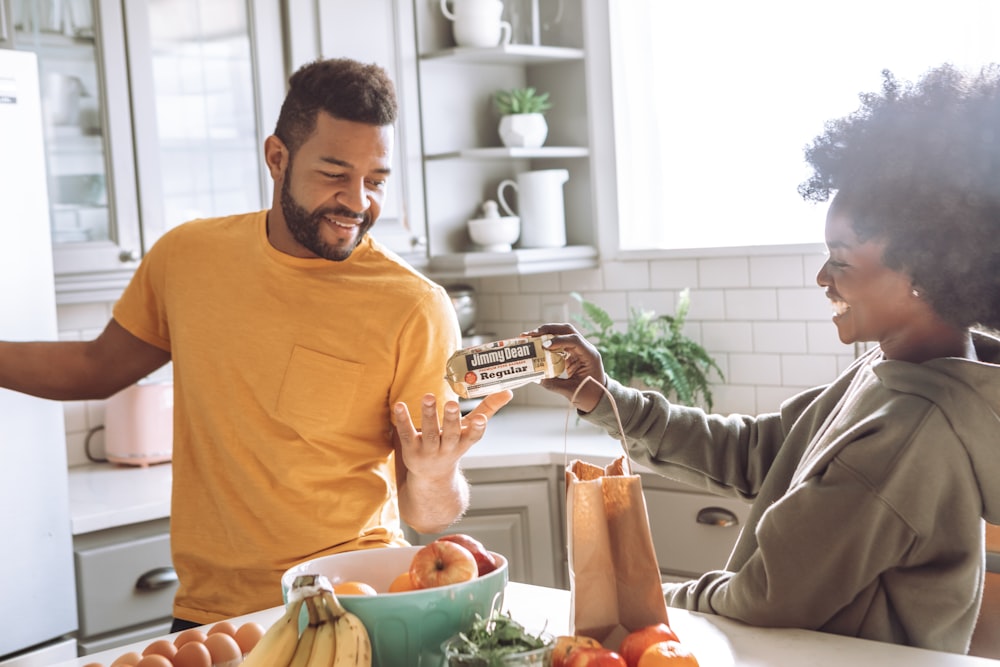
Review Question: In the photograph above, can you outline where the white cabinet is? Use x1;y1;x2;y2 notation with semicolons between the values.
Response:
412;0;600;279
407;465;566;589
640;475;750;583
7;0;284;304
73;518;176;655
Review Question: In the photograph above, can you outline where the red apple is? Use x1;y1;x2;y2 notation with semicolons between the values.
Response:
409;540;478;589
435;533;499;576
553;635;603;667
619;623;680;667
564;647;627;667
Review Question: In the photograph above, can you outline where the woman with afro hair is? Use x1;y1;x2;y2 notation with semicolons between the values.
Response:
528;63;1000;654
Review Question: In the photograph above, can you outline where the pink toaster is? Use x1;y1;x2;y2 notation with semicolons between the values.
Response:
104;379;174;467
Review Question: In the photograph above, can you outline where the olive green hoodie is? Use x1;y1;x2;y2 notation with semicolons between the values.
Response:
583;331;1000;654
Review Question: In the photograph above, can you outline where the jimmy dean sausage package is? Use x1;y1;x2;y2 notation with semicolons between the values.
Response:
445;335;566;398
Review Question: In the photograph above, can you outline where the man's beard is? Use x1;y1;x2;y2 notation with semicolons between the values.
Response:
280;170;374;262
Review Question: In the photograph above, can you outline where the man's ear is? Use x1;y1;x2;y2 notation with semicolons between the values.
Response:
264;135;288;180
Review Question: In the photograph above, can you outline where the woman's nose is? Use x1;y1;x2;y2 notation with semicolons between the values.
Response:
816;260;830;287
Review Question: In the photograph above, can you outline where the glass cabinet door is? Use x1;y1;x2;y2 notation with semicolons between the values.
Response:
10;0;137;256
123;0;269;251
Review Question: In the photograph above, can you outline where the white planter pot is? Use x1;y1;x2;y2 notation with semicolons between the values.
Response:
498;113;548;148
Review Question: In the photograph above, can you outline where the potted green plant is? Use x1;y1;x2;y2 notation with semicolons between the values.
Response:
494;87;552;148
572;289;724;409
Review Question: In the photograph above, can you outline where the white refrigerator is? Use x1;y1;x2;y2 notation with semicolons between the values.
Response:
0;50;79;665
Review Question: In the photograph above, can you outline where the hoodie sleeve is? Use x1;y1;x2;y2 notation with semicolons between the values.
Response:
582;377;826;499
663;452;916;628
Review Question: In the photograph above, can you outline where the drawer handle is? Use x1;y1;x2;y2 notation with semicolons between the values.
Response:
696;507;739;528
135;566;178;591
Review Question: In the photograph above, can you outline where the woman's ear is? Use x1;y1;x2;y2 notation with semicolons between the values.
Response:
264;135;288;180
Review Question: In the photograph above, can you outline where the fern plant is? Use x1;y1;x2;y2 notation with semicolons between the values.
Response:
494;87;552;115
572;289;723;409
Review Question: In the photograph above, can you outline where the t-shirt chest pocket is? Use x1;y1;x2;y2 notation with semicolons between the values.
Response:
276;345;365;438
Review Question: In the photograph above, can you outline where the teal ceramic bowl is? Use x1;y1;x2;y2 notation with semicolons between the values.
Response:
281;546;508;667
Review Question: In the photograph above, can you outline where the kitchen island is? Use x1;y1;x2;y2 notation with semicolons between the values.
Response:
52;581;999;666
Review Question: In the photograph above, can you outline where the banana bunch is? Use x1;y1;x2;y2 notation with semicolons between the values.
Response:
242;574;372;667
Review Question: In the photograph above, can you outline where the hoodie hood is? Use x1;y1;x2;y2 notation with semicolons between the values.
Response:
873;330;1000;524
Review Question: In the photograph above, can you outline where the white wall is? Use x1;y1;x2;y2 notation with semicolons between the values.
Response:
55;248;860;466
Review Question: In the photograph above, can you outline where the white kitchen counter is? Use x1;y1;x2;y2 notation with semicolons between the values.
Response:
51;582;999;667
67;406;621;535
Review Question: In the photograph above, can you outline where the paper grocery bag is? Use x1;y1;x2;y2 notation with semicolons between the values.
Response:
564;380;669;649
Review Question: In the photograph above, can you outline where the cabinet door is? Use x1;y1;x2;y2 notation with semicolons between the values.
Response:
10;0;143;281
121;0;281;253
643;487;750;580
411;479;559;588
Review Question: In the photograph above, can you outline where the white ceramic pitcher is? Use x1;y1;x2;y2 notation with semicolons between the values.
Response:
440;0;512;48
497;169;570;248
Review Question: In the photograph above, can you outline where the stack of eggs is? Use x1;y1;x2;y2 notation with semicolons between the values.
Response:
81;620;264;667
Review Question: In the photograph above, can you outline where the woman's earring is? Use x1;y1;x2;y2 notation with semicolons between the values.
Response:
911;288;920;298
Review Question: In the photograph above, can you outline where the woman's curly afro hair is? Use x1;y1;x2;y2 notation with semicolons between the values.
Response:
800;64;1000;330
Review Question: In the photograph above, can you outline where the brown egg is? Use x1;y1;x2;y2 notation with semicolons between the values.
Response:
207;620;238;637
204;631;242;665
82;663;106;667
172;640;212;667
141;639;177;660
173;627;208;648
110;651;142;666
234;621;265;655
135;656;173;667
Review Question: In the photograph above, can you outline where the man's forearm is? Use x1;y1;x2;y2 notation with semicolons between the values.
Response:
0;340;103;400
398;467;470;535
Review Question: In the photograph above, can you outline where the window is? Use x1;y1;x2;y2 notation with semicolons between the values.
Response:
609;0;1000;251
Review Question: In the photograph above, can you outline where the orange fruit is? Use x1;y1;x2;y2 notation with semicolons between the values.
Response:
388;570;419;592
333;580;378;596
636;641;700;667
552;634;603;667
619;623;680;667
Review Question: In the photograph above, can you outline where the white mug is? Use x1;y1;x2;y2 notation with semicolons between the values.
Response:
440;0;512;48
497;169;570;248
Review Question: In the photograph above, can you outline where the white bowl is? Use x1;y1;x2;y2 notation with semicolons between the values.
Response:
467;215;520;251
281;546;508;667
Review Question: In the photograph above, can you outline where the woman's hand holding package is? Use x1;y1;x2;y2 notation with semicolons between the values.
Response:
523;324;607;413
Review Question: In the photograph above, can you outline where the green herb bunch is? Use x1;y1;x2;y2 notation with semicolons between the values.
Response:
494;87;552;115
572;289;723;409
445;611;551;666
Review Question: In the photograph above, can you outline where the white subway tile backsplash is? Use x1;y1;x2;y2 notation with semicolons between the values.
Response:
686;289;726;320
753;321;808;354
559;267;603;293
650;258;699;289
724;289;778;321
517;272;555;294
806;321;851;355
701;321;754;353
710;384;756;415
603;260;650;291
777;287;831;321
749;255;806;287
756;385;809;413
500;293;542;321
699;257;749;288
626;290;677;317
781;353;838;387
729;353;782;385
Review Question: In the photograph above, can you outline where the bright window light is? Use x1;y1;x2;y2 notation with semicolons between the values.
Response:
609;0;1000;251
